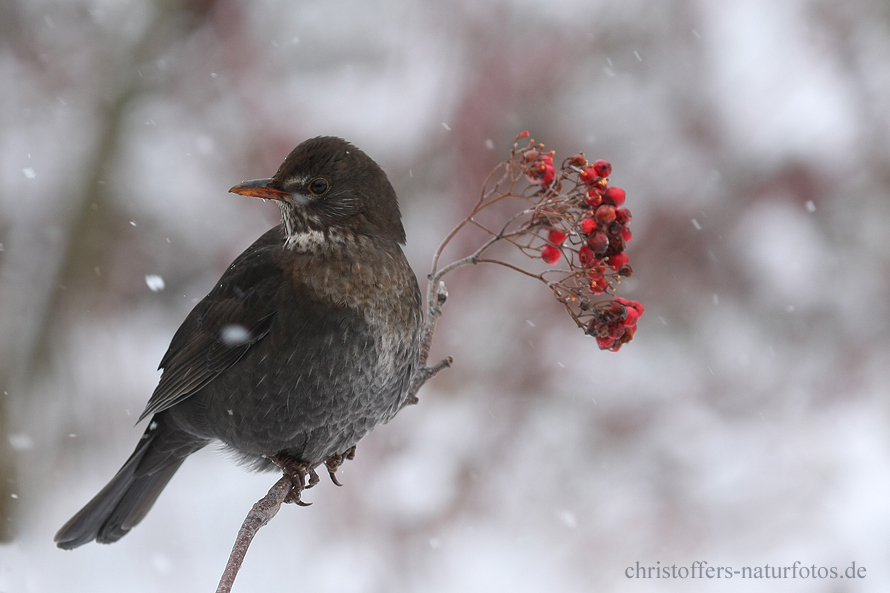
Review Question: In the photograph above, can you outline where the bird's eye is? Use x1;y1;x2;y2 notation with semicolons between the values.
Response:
308;178;329;196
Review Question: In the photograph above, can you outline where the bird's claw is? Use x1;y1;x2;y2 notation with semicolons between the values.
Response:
269;453;316;506
323;446;357;486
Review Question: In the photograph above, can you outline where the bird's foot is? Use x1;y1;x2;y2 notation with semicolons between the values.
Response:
323;446;356;486
268;454;319;506
402;357;453;408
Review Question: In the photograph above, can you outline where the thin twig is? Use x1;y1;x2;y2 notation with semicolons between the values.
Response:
215;477;292;593
432;234;501;280
474;258;546;281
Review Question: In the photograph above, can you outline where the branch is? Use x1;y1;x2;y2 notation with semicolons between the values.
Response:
215;477;291;593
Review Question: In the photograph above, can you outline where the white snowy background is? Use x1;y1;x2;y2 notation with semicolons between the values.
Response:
1;0;889;591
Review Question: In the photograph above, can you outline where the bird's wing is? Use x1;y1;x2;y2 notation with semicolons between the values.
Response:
138;227;286;422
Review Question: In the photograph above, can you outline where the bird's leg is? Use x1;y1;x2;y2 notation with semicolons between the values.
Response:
323;445;357;486
267;454;318;506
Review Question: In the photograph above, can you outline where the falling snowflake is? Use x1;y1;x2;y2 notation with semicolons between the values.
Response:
145;274;165;292
221;325;251;346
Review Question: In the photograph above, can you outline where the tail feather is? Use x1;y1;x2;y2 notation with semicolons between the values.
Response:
55;415;204;549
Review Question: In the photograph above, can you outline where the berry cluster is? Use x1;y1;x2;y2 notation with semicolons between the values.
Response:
587;297;644;352
513;132;643;351
433;131;643;352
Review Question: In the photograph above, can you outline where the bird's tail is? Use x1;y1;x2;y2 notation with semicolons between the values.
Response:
55;414;205;549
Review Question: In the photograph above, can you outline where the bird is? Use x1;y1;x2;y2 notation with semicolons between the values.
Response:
55;136;423;549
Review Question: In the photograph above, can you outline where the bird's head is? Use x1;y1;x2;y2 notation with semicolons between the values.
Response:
230;136;406;248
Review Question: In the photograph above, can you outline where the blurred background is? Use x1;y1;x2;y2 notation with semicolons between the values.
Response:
1;0;889;591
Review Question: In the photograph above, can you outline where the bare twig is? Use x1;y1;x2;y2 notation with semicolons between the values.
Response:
215;477;292;593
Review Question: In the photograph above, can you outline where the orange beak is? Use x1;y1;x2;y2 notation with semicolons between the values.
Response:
228;178;291;201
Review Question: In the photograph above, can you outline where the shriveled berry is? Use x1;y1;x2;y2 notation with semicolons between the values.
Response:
568;154;586;167
595;205;616;224
588;231;609;255
548;229;567;245
579;218;597;234
620;299;644;316
604;186;626;206
607;300;627;319
592;159;612;177
541;244;561;264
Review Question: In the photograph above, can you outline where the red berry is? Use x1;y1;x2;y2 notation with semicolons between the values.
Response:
579;245;596;267
624;306;641;324
516;131;530;140
586;261;606;276
595;335;616;350
589;274;608;294
588;231;609;255
579;167;598;184
592;159;612;177
541;244;561;264
605;186;626;206
534;153;556;185
595;205;616;223
627;299;645;315
579;218;597;234
526;153;556;186
586;190;603;207
620;325;636;342
548;229;567;245
615;207;632;225
621;227;632;242
609;252;629;270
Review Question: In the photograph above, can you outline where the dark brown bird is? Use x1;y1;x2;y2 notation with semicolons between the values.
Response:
55;136;422;549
